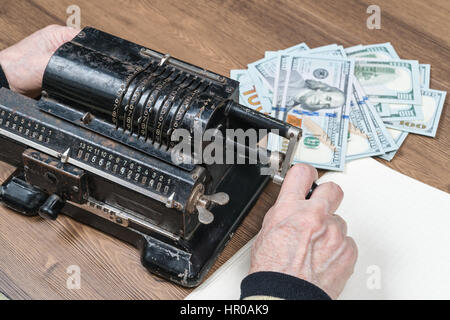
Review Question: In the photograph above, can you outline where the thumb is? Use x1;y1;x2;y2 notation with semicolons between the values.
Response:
61;27;81;43
42;25;80;51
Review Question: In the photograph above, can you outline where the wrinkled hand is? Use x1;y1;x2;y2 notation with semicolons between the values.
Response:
0;25;80;98
249;164;357;299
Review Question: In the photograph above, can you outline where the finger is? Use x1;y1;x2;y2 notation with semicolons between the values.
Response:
330;214;347;236
309;181;344;214
55;26;81;45
63;27;82;42
312;215;347;253
277;164;318;202
345;236;358;267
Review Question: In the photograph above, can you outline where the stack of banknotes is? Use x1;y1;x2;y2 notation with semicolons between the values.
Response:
231;42;447;171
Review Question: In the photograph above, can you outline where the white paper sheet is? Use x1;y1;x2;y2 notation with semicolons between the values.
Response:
186;157;450;300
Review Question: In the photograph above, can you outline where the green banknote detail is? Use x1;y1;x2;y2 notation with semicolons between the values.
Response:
354;59;422;105
347;85;385;161
353;80;398;153
384;89;446;137
419;64;430;89
346;42;399;60
380;102;424;121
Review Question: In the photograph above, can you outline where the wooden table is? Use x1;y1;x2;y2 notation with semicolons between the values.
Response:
0;0;448;300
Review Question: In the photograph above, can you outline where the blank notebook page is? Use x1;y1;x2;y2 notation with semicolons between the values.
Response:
186;157;450;300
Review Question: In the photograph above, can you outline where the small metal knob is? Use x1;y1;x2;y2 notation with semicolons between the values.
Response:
196;205;215;225
201;192;230;205
196;192;230;225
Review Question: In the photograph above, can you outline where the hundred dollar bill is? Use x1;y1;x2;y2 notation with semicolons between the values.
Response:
250;43;310;96
347;92;385;161
250;43;311;98
344;44;363;53
272;45;348;119
267;44;345;59
348;43;422;119
354;59;422;105
272;54;292;118
354;80;398;153
306;45;347;58
378;129;408;161
283;42;310;53
419;64;430;88
245;65;273;113
346;42;400;60
384;89;446;137
265;42;310;58
248;56;280;95
272;45;348;118
269;56;354;171
230;69;248;84
347;44;399;117
230;69;269;114
254;44;342;103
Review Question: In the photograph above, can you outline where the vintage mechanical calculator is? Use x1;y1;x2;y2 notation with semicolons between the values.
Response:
0;27;300;286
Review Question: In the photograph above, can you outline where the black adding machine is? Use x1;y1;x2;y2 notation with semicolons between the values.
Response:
0;27;301;286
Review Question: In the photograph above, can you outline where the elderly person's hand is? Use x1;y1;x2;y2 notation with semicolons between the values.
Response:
0;25;80;98
249;164;357;299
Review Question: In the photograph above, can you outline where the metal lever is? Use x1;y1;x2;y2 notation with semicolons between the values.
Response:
202;192;230;205
196;205;215;225
272;126;302;185
196;192;230;225
225;101;302;186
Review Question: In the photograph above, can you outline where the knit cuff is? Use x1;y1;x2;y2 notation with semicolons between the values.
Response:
240;271;331;300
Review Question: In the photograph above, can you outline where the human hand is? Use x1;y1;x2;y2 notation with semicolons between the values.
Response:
0;25;80;98
249;164;357;299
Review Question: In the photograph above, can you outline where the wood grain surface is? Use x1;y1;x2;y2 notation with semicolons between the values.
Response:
0;0;448;300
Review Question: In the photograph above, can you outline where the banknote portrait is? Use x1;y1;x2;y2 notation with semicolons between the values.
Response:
286;78;346;112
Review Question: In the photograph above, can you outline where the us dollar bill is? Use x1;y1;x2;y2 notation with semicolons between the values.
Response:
250;42;311;97
419;64;431;88
347;44;399;117
230;69;248;84
268;56;354;171
378;128;408;161
272;54;292;118
230;69;270;114
347;90;385;161
265;42;310;58
354;59;422;105
245;65;273;113
353;80;398;153
345;44;363;53
384;89;447;137
346;42;399;60
272;45;347;118
249;53;294;95
306;44;347;58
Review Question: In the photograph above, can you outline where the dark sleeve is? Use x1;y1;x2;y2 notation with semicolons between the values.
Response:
240;271;331;300
0;64;10;89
